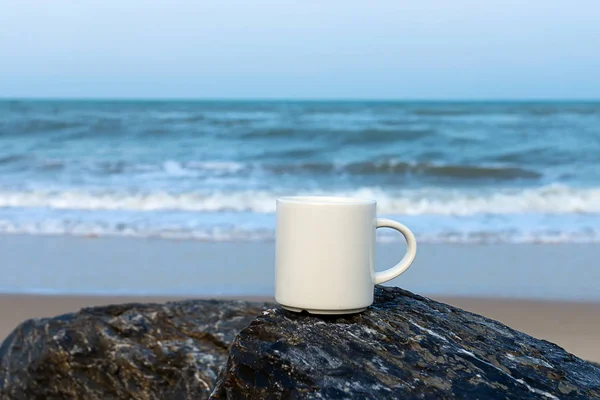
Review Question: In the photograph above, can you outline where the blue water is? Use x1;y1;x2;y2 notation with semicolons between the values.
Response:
1;100;600;243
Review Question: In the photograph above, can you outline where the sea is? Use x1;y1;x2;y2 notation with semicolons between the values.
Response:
1;100;600;244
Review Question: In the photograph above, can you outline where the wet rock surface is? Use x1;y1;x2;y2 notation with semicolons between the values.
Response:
2;287;599;400
213;286;600;399
0;299;272;399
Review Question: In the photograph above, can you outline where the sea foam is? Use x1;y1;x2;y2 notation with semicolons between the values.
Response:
0;184;598;215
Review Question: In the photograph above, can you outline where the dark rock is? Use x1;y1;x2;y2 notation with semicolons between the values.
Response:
3;287;599;400
212;286;600;399
0;299;272;399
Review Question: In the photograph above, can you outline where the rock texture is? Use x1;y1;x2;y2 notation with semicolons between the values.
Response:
213;286;600;399
0;299;272;399
2;287;599;400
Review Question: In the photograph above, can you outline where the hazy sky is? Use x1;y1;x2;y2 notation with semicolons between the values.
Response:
1;1;599;99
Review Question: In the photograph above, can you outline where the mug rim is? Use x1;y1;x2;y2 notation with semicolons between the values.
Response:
277;195;376;205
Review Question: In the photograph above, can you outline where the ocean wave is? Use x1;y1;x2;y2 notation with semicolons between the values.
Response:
152;112;206;123
0;156;249;177
259;148;320;159
240;127;436;144
0;154;31;165
411;108;475;116
0;155;541;182
373;185;600;215
338;128;435;145
349;161;540;180
240;128;295;139
0;184;599;215
184;161;245;173
7;119;84;134
0;220;275;242
267;160;541;180
0;190;275;212
1;218;599;244
159;160;246;177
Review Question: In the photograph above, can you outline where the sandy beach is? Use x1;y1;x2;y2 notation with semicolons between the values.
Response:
435;296;600;363
0;235;598;363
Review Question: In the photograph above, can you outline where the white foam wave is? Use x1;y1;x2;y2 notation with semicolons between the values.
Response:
152;160;246;177
184;161;245;173
76;159;248;177
376;184;600;215
1;184;600;215
0;220;275;241
1;221;599;244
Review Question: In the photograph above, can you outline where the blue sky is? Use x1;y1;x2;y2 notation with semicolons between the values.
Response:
1;0;599;100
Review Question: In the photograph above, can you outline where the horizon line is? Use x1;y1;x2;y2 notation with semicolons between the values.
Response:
1;97;600;103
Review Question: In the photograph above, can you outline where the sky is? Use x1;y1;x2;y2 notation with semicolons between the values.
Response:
1;0;599;100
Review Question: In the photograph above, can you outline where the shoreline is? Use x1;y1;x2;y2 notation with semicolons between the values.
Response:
1;293;599;363
1;235;600;301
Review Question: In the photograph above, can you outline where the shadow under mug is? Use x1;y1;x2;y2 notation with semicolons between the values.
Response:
274;196;417;314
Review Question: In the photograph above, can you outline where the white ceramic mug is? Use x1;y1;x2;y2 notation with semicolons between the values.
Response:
275;196;417;314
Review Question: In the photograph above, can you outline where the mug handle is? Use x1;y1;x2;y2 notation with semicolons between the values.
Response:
374;218;417;285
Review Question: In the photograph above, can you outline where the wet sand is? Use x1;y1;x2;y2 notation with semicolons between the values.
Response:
1;235;600;301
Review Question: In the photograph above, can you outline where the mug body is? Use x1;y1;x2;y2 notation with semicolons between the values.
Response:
275;196;376;314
